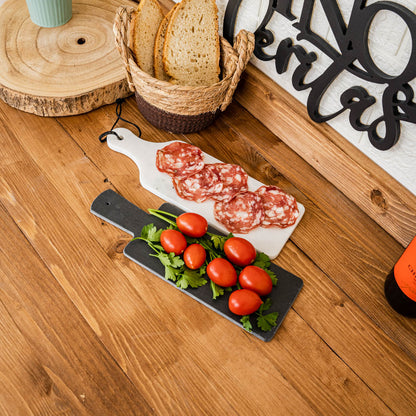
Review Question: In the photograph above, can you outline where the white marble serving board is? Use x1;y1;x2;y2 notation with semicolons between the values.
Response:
106;127;304;259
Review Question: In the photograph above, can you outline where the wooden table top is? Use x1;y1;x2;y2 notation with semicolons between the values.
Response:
1;65;416;416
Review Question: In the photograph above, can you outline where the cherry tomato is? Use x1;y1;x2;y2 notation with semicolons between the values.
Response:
183;243;206;269
239;265;273;296
160;229;187;255
206;258;237;287
176;212;208;238
228;289;263;316
224;237;256;267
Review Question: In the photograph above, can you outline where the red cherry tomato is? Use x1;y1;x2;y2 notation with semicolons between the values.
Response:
183;243;206;269
160;229;187;255
239;265;273;296
228;289;263;316
206;258;237;287
176;212;208;238
224;237;256;267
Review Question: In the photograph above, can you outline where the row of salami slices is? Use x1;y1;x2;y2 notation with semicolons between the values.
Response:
156;142;299;234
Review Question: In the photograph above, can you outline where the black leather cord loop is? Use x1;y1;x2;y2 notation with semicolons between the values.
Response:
99;98;142;142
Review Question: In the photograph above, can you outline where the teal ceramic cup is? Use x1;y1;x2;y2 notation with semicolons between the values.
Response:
26;0;72;28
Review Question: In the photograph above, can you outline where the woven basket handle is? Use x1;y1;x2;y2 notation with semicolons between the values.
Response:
113;6;136;92
220;30;255;111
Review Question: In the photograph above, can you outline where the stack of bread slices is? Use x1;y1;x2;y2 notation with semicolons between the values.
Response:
129;0;221;87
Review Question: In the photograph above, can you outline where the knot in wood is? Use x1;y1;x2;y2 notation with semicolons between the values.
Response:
107;239;128;259
265;91;275;101
370;189;388;210
114;239;127;254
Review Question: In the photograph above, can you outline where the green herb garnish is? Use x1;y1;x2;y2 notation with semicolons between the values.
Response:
133;209;280;333
256;298;279;332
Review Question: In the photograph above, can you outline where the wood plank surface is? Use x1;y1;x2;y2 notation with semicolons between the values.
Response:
214;105;416;359
234;65;416;248
1;92;416;414
1;1;416;412
0;103;315;414
0;204;152;416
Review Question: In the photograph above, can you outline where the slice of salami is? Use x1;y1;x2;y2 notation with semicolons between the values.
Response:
156;142;204;179
214;191;264;234
256;185;299;228
209;163;249;202
173;164;223;203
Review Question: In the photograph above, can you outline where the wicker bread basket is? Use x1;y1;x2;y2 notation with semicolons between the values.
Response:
113;6;255;134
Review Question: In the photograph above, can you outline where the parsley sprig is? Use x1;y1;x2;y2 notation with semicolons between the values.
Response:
240;298;279;332
132;223;207;289
256;298;279;331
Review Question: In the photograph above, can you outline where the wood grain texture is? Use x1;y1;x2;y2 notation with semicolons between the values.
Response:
203;104;416;360
1;93;415;414
0;0;136;116
234;64;416;247
0;204;153;416
0;102;315;415
1;2;416;412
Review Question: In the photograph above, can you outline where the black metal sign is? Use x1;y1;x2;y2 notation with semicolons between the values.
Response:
224;0;416;150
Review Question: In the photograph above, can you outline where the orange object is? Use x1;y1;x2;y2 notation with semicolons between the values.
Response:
394;237;416;302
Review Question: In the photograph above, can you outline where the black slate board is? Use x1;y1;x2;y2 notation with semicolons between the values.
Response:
91;189;303;342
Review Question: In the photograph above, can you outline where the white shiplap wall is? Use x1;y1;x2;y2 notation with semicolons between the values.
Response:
175;0;416;195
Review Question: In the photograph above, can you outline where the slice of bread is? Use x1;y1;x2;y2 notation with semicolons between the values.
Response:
163;0;220;87
130;0;164;76
153;5;178;81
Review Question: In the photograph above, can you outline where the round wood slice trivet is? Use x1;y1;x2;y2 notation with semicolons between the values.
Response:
0;0;137;117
